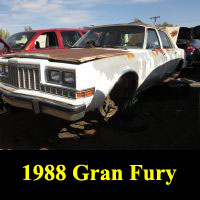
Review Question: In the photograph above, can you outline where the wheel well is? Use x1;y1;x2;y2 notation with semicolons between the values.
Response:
119;72;138;92
109;72;139;103
176;59;184;72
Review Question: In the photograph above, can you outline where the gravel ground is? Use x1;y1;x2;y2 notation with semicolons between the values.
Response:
0;66;199;150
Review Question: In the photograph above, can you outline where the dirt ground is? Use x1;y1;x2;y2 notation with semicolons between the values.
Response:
0;66;199;150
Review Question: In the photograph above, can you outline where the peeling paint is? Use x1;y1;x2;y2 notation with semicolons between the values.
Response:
127;53;135;59
170;30;178;38
152;49;164;56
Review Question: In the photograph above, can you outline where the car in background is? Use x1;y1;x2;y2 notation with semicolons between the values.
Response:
177;26;200;66
0;38;12;56
177;27;192;49
0;28;88;56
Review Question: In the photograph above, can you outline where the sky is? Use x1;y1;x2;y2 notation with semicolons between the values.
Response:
0;0;200;34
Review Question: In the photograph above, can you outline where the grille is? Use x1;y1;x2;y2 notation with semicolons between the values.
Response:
40;85;75;98
0;63;76;99
3;64;40;90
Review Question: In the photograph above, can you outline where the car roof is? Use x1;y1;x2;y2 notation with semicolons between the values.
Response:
16;28;88;33
91;23;156;29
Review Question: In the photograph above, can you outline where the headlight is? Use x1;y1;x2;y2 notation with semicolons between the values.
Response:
62;71;75;86
47;70;61;83
46;68;75;88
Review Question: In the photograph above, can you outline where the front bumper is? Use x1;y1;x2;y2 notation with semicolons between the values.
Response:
0;88;86;121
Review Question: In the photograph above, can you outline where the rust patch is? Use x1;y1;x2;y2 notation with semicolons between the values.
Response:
152;48;165;56
152;50;158;57
170;31;178;37
127;53;135;59
158;49;165;54
4;48;131;64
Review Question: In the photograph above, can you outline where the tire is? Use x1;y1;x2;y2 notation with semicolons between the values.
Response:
109;78;147;132
111;76;138;116
99;75;140;121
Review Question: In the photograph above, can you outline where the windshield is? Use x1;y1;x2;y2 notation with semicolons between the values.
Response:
6;32;36;50
73;26;145;49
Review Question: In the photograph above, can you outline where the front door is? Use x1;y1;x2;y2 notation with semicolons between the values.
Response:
158;30;178;76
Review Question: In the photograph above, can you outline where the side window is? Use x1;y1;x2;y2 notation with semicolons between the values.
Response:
35;32;58;49
61;31;81;47
147;29;161;49
159;31;173;49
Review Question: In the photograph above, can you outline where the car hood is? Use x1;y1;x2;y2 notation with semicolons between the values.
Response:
4;48;133;64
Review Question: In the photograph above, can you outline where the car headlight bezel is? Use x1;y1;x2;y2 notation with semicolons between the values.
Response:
62;71;76;87
46;70;61;83
46;67;76;88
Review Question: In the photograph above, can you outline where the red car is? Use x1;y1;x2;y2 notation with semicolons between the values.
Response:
0;28;88;56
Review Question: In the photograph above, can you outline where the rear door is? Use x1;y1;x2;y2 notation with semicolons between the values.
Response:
144;28;166;86
158;30;178;75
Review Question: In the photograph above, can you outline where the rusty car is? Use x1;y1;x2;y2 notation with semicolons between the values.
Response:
0;28;88;57
0;24;186;121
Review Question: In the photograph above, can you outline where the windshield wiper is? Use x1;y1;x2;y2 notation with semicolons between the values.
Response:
70;46;84;48
98;45;128;50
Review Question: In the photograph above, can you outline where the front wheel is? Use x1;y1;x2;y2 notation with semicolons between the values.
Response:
99;77;140;121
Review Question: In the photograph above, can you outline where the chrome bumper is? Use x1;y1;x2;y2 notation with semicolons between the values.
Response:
0;88;86;121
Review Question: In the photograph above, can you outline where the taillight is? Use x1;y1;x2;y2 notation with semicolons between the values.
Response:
185;45;196;53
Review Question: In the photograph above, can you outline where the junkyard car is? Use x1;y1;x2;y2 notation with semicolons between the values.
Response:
0;24;186;121
0;28;88;57
177;25;200;65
